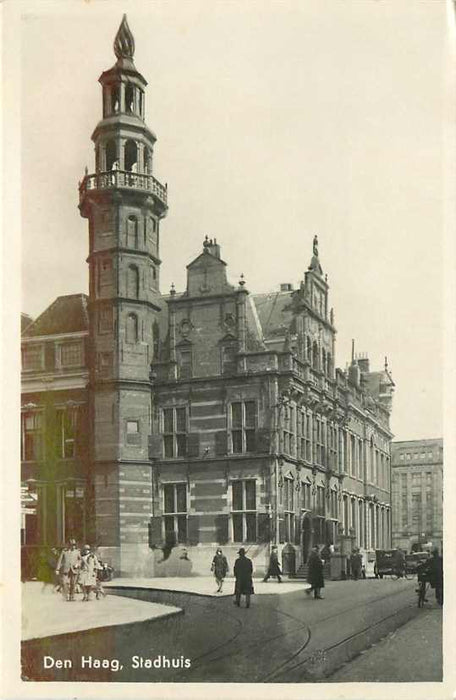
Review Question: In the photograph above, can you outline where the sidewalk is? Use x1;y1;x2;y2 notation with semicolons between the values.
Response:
22;582;182;641
105;575;309;597
328;603;442;682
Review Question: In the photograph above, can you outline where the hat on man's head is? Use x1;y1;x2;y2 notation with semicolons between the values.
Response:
238;548;246;555
82;544;90;552
68;539;76;546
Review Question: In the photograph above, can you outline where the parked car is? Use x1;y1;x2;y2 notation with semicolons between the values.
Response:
405;551;430;575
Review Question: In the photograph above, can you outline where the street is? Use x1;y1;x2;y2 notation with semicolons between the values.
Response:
21;577;441;683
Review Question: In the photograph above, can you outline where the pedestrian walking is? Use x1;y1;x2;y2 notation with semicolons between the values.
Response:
55;539;81;601
211;548;229;592
263;545;282;583
350;548;363;580
79;545;101;602
306;544;325;599
427;548;443;606
234;548;254;608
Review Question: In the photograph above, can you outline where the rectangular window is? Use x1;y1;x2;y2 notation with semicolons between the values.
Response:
230;401;256;454
231;479;257;542
56;408;77;458
178;348;192;379
284;476;295;542
282;406;295;456
163;483;187;544
126;419;140;445
21;412;43;461
163;407;187;458
21;344;44;371
60;342;83;368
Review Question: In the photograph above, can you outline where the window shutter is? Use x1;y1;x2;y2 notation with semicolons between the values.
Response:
148;434;163;459
148;516;162;548
187;433;200;458
256;428;271;454
187;515;200;545
215;431;228;456
215;514;229;544
257;512;271;543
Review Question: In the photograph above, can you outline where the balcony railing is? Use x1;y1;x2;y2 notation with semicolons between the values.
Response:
79;170;168;206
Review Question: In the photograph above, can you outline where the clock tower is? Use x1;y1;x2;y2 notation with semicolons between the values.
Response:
79;16;168;574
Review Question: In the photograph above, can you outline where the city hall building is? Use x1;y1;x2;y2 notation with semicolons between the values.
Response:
21;17;395;578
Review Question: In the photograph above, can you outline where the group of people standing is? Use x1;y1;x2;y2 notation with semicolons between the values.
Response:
211;544;329;606
55;539;110;602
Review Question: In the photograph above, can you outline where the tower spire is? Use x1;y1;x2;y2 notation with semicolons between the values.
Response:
114;14;135;62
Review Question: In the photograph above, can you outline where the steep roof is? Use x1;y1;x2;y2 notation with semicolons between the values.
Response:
252;291;294;341
21;313;33;333
22;294;89;337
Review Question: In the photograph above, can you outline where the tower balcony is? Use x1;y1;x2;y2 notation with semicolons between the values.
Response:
79;170;168;207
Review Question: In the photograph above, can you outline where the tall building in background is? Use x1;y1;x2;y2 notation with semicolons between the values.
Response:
391;439;443;553
21;17;395;578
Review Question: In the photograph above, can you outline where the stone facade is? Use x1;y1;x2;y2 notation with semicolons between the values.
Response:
21;17;395;579
391;438;443;553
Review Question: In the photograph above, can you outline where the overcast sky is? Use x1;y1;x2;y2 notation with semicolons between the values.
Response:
20;0;449;442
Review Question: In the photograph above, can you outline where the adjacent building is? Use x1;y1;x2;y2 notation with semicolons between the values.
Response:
21;16;395;578
391;439;443;553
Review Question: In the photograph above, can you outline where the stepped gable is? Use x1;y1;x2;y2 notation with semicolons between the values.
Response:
22;294;89;337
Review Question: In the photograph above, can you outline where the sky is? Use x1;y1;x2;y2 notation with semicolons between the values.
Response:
19;0;449;442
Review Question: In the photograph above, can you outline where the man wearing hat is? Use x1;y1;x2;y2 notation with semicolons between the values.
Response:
234;548;254;608
55;538;81;601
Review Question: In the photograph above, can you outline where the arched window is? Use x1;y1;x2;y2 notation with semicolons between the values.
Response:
111;86;120;114
105;140;117;172
127;265;139;298
125;83;135;114
144;147;152;174
322;349;326;375
125;140;138;172
126;313;138;343
312;341;318;370
327;352;332;376
138;90;144;116
127;216;138;248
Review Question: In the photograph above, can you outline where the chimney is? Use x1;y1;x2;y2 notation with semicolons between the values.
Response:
357;353;370;373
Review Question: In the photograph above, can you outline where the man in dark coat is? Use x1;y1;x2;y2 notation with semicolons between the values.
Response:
427;548;443;606
350;548;363;580
263;545;282;583
306;544;324;599
234;548;254;608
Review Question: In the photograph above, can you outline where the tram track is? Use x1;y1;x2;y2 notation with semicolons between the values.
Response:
170;584;418;682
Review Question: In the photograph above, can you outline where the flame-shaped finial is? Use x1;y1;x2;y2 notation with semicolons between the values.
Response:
114;15;135;60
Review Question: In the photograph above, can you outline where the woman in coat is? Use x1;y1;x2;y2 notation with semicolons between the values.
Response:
234;548;254;608
211;548;229;592
306;544;324;599
79;545;101;601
